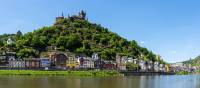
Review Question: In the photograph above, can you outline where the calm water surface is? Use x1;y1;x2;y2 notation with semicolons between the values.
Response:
0;75;199;88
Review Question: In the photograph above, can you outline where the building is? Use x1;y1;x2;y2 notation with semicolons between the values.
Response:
25;58;41;69
50;52;68;68
56;12;64;22
154;62;160;72
7;38;15;45
40;58;51;70
147;61;154;71
79;57;94;69
116;54;126;71
133;59;139;64
103;61;116;70
124;57;134;63
92;53;99;60
9;59;25;68
94;59;104;69
66;56;79;69
139;60;147;71
69;10;87;20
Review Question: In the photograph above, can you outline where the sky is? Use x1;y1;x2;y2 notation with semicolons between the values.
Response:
0;0;200;63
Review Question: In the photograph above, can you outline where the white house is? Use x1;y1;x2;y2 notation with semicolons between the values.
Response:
139;60;147;71
9;60;25;68
154;62;160;71
7;38;15;45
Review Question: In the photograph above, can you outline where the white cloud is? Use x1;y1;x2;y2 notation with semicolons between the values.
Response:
140;41;145;44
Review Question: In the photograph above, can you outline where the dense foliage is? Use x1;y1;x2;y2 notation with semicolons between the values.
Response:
0;18;164;62
183;56;200;66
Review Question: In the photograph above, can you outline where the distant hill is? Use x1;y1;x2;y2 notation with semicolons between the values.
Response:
183;56;200;66
0;11;164;63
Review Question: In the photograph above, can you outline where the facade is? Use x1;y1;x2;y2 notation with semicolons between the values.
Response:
116;54;126;71
124;57;134;63
92;53;99;60
147;61;154;71
94;59;104;69
9;60;25;68
139;60;147;71
40;58;51;70
66;56;79;69
79;57;94;69
154;62;160;72
25;59;41;69
159;64;165;72
103;61;116;70
50;52;68;68
7;38;15;45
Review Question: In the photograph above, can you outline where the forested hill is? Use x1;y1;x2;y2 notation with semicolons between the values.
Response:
0;11;164;63
183;56;200;66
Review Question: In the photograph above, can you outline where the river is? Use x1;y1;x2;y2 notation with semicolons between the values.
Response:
0;75;199;88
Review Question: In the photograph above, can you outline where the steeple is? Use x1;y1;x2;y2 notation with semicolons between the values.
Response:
62;12;64;17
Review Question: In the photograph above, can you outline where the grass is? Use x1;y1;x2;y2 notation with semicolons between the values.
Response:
176;71;190;75
0;70;122;77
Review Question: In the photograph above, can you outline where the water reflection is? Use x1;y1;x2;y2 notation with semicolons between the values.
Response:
0;75;199;88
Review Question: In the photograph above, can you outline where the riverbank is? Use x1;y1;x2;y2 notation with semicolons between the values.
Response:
176;71;191;75
0;70;122;77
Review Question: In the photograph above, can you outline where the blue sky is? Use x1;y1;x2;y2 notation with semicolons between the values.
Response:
1;0;200;63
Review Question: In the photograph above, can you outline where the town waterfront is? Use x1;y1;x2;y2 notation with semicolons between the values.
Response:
0;75;200;88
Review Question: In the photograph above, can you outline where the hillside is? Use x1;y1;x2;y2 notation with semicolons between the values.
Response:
183;56;200;66
0;11;164;63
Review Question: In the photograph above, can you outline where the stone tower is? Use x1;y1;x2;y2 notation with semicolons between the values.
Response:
78;10;86;20
56;12;65;21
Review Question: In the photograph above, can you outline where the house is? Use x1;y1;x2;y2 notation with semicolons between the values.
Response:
116;54;126;71
50;52;68;68
5;52;17;64
92;53;99;60
125;57;134;63
25;58;41;69
154;62;160;72
7;38;15;45
103;61;116;70
159;64;165;72
139;60;147;71
9;59;25;68
147;61;154;71
79;57;94;69
133;59;139;64
40;58;51;70
94;59;104;69
0;52;16;65
66;56;79;69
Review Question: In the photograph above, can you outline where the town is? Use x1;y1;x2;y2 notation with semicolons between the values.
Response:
0;37;196;74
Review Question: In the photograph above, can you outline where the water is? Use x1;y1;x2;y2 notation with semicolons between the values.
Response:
0;75;199;88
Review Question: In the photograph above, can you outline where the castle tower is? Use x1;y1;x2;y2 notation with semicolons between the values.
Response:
78;10;86;20
56;12;65;21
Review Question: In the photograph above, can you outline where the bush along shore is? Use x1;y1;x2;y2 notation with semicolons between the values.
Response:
0;70;122;77
176;71;191;75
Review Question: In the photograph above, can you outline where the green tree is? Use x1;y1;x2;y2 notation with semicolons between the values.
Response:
17;48;39;58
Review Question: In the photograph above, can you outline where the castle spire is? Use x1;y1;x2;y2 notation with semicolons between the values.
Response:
62;12;64;17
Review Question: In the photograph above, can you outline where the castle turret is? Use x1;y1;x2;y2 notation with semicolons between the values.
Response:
56;12;64;21
78;10;86;20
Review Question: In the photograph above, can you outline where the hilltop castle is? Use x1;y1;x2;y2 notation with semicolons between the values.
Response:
56;10;87;21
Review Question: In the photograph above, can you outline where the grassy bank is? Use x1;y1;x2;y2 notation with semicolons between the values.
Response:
0;70;122;77
176;71;190;75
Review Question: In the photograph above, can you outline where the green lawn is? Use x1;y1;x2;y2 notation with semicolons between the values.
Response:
0;70;122;77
